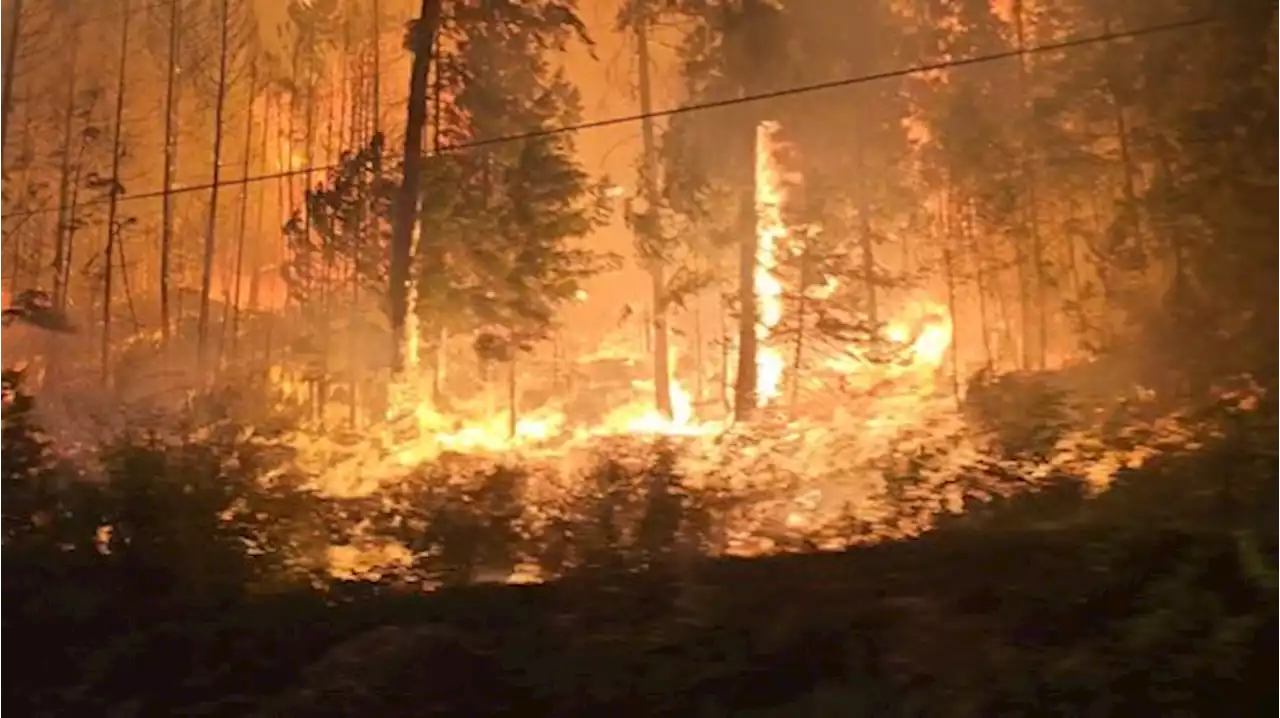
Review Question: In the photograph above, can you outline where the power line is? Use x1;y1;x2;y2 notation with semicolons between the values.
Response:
1;14;1217;220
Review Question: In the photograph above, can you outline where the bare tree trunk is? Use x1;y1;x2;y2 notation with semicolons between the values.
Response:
314;66;343;427
1104;19;1142;268
8;97;36;292
101;0;132;384
348;26;369;427
249;93;270;315
693;276;705;403
60;148;85;314
719;290;730;413
1013;0;1047;369
276;91;291;302
940;238;961;404
936;181;957;399
389;0;441;372
635;8;673;419
1;0;24;152
958;188;992;368
159;0;181;341
506;353;518;440
859;210;878;328
52;8;80;311
303;40;319;401
733;190;758;421
360;0;385;418
371;0;382;138
197;0;232;371
229;64;258;361
788;299;807;410
425;12;448;407
854;140;879;329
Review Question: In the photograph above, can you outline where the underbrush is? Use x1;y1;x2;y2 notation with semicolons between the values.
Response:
3;367;1276;715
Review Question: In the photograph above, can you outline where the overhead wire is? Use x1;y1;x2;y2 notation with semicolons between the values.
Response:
0;13;1218;221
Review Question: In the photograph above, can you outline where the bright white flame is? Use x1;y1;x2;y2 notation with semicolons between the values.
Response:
754;121;787;406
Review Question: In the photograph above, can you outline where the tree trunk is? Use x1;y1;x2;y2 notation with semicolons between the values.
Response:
229;64;258;361
371;0;382;137
936;181;957;399
854;139;879;329
52;8;80;311
941;243;961;404
198;0;232;371
1099;14;1142;246
733;188;758;421
249;90;270;315
719;291;730;413
7;94;37;293
389;0;441;373
506;353;518;440
693;275;704;403
60;152;85;315
1;0;24;152
159;0;181;342
635;8;673;419
348;25;369;427
1013;0;1047;369
303;34;319;396
789;245;810;409
100;0;132;384
958;189;992;368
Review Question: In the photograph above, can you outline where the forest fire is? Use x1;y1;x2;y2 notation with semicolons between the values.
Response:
294;119;960;501
0;0;1252;589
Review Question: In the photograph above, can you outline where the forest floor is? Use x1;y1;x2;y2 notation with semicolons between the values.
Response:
22;515;1270;718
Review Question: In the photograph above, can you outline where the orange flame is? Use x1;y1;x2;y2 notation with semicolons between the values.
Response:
755;121;787;406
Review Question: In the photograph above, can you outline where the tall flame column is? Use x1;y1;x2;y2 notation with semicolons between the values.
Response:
754;121;787;407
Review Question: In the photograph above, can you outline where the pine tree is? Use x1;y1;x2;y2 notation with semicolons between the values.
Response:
437;3;608;434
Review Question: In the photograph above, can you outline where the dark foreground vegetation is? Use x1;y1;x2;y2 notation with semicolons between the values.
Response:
4;369;1276;717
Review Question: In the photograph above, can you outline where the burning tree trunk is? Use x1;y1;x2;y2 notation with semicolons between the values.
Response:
197;0;232;371
634;6;673;419
734;121;789;421
101;0;133;384
389;0;442;373
159;0;181;342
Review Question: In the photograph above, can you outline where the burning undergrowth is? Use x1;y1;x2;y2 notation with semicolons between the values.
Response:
235;362;1220;586
3;356;1263;597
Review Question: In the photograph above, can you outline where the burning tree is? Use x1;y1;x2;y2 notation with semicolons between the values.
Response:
283;1;610;431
